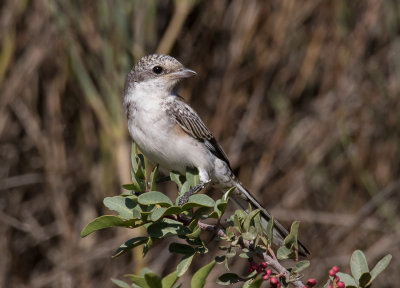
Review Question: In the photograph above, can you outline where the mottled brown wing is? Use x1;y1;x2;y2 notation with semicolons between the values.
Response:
169;99;232;169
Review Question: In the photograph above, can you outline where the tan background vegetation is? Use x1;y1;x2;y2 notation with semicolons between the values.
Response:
0;0;399;287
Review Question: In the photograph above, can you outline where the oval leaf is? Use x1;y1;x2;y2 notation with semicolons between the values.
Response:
370;254;392;282
112;236;149;258
191;260;216;288
292;260;310;273
181;194;215;210
104;196;140;219
144;272;162;288
351;250;369;283
151;206;182;221
151;207;168;221
138;191;173;207
147;222;191;238
161;271;178;288
177;254;195;277
81;215;136;237
125;274;150;288
169;243;196;255
359;272;371;287
243;209;260;232
216;273;245;285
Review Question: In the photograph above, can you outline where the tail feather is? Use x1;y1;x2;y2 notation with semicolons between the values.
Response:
231;181;310;256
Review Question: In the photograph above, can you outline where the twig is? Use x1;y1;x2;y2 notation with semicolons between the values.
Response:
197;220;306;287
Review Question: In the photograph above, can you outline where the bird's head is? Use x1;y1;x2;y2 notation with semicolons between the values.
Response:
124;54;196;95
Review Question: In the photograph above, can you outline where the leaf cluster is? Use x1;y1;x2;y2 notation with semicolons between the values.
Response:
323;250;392;288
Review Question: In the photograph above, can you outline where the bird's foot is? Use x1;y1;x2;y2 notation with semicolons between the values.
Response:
178;181;209;205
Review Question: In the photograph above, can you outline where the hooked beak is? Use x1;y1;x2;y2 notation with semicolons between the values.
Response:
168;67;197;79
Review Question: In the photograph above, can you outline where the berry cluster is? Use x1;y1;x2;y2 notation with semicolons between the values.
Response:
327;266;345;288
248;262;317;288
248;261;281;287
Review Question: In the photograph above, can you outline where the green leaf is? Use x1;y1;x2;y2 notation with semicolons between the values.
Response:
104;196;141;219
125;274;149;288
370;254;392;282
247;278;263;288
351;250;369;284
138;191;173;207
150;207;168;221
147;222;191;238
143;237;155;256
122;183;142;192
170;171;183;191
151;206;182;221
81;215;137;237
186;167;200;187
216;199;228;214
253;213;263;236
192;206;211;219
216;273;245;285
359;272;372;288
336;272;358;288
243;209;260;232
169;243;196;255
144;272;162;288
161;271;178;288
277;246;293;260
234;209;247;222
266;216;274;244
177;254;195;277
112;236;148;257
292;260;310;273
180;181;191;196
149;165;159;191
242;231;257;241
181;194;215;210
111;278;131;288
191;260;216;288
131;143;139;171
222;186;235;201
186;226;201;239
233;214;242;233
284;221;299;249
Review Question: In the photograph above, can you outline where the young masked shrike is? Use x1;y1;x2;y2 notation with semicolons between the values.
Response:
123;54;309;256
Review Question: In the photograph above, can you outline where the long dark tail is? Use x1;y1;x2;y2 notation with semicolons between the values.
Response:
231;181;310;256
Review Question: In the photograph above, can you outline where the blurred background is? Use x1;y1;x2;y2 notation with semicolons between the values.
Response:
1;0;399;287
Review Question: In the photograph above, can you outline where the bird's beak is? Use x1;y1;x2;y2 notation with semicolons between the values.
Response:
169;68;197;79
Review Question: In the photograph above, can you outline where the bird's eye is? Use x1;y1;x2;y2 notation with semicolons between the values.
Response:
152;66;163;74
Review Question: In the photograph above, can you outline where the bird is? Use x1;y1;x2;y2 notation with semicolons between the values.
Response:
123;54;309;256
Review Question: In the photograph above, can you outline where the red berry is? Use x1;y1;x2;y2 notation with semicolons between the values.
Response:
332;265;339;273
306;278;317;287
263;274;269;281
328;286;332;288
260;261;268;268
277;284;281;287
302;286;308;288
337;281;345;288
336;276;340;282
329;269;336;276
248;267;255;273
270;277;278;284
266;269;273;275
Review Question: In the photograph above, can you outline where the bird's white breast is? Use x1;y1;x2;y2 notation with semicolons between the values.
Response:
125;81;214;175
